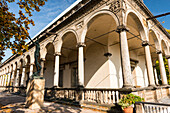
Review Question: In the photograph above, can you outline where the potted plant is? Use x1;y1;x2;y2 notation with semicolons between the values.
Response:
118;93;144;113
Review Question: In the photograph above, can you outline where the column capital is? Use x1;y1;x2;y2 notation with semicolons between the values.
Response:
40;58;46;61
156;50;162;54
116;25;129;33
166;55;170;59
142;41;149;47
76;42;86;48
22;65;27;68
54;52;61;56
30;63;34;66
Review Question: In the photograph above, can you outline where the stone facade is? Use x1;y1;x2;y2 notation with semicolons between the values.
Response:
0;0;170;104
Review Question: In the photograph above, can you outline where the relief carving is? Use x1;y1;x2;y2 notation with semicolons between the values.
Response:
109;0;121;14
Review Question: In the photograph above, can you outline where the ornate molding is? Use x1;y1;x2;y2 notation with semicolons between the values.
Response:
76;42;86;48
76;21;84;30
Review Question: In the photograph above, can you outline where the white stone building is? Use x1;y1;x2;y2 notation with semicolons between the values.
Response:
0;0;170;104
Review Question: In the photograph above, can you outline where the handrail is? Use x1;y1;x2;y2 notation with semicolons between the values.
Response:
135;102;170;106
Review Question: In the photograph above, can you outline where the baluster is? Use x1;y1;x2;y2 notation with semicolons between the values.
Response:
166;107;168;113
105;91;108;103
93;90;95;102
158;107;161;113
155;106;157;113
116;91;119;103
109;91;111;104
101;91;104;104
112;91;115;103
82;90;84;101
162;107;164;113
88;90;90;101
144;106;147;113
93;90;96;102
148;106;150;113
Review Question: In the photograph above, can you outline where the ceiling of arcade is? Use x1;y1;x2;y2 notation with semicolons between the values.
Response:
85;14;119;52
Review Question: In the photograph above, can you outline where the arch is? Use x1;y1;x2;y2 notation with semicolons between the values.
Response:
44;42;55;88
161;39;168;55
125;10;146;40
81;9;119;42
57;29;79;52
149;29;160;49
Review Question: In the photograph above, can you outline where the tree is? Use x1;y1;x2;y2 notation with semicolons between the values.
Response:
0;0;47;61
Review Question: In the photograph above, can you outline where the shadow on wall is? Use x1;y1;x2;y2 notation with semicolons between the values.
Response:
85;44;108;87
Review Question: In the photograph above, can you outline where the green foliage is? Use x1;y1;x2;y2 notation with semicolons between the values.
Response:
0;0;47;61
156;57;170;84
166;29;170;34
118;93;144;109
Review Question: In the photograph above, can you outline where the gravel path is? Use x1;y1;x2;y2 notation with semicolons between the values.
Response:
0;91;105;113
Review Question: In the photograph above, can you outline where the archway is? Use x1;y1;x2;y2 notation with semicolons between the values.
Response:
59;31;78;88
25;55;31;87
18;59;23;86
84;13;120;88
44;43;55;88
126;12;147;87
148;29;159;85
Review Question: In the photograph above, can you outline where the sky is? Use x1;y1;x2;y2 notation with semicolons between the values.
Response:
2;0;170;62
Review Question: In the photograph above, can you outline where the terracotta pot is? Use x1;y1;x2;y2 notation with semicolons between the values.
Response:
123;107;133;113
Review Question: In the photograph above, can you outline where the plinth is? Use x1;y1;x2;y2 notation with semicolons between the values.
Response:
25;78;45;109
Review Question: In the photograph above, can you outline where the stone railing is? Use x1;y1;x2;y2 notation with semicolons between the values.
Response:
45;88;121;105
135;102;170;113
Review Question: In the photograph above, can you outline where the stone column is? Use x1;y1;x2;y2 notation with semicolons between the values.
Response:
29;64;34;77
166;55;170;84
20;67;26;86
0;76;2;86
2;75;5;86
153;66;159;85
53;52;61;87
157;51;168;85
40;58;45;77
7;73;11;86
15;69;20;86
117;26;133;88
11;71;15;86
4;75;7;86
142;41;155;86
77;42;86;87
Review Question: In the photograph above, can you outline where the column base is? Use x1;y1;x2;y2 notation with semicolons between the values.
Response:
123;84;134;88
77;85;84;89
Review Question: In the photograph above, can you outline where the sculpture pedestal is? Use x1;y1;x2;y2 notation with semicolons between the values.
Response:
25;78;45;109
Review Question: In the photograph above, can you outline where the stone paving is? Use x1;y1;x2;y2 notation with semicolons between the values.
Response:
0;91;105;113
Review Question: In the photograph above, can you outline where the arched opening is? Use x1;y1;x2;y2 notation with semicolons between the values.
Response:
25;55;31;87
60;32;78;88
161;40;169;84
126;12;147;87
149;30;159;85
13;62;18;86
84;13;120;88
19;59;23;86
10;64;13;86
44;43;55;88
